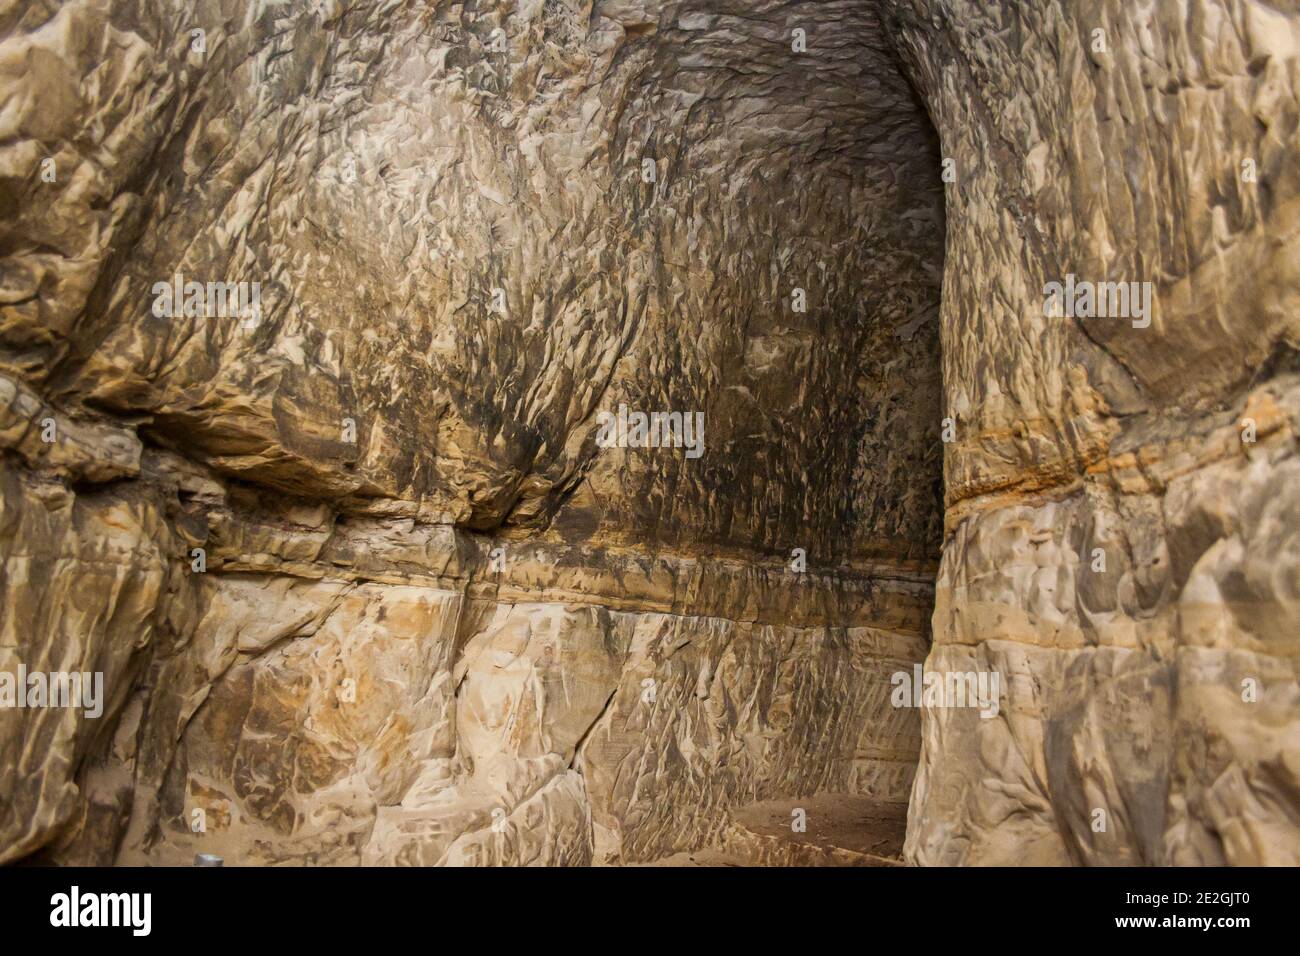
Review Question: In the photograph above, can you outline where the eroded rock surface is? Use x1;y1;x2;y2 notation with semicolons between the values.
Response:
1;0;939;865
890;0;1300;865
1;0;1297;867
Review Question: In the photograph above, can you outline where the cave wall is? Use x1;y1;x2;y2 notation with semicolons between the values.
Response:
3;0;1296;868
0;0;941;865
886;0;1300;864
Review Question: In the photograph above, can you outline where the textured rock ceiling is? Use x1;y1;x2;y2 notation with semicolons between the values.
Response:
0;0;1298;867
5;0;944;562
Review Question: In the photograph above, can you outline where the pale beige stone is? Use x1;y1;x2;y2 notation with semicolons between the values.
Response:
0;0;1296;868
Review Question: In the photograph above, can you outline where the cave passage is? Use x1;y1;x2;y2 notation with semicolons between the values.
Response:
0;0;953;868
8;0;1293;871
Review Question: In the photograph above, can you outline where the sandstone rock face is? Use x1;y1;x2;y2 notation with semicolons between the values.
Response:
888;0;1300;866
0;0;1296;867
1;0;938;866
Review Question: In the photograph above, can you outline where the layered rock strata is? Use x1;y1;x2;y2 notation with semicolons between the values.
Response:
890;0;1300;865
2;0;1297;867
1;0;941;865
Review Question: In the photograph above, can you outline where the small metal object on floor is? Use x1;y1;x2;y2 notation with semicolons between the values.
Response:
194;853;224;867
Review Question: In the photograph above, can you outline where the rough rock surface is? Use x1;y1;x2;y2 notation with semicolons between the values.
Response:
1;0;1297;866
1;0;938;866
890;0;1300;866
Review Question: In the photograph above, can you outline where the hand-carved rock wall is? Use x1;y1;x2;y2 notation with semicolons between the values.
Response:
1;0;942;865
885;0;1300;865
3;0;1296;868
